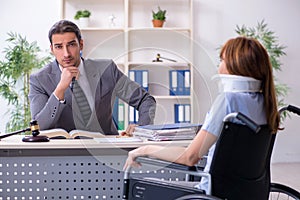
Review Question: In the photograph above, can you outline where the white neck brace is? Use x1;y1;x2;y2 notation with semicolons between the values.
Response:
212;74;262;93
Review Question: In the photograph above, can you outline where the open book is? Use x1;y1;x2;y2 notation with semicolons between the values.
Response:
39;128;105;139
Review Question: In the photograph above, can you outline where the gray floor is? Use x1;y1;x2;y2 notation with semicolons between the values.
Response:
271;162;300;192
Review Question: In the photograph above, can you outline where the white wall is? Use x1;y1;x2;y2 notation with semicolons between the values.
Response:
193;0;300;163
0;0;299;163
0;0;61;132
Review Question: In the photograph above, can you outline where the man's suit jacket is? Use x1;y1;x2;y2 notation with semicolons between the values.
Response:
29;59;156;135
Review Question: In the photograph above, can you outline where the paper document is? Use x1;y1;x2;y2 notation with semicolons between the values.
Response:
94;137;143;143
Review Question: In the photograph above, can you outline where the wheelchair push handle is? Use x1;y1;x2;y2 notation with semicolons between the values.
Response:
237;113;261;133
280;104;300;116
223;112;261;133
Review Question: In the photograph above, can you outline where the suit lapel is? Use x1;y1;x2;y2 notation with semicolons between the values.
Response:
84;60;101;100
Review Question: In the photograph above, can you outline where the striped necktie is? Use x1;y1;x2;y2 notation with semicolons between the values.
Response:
72;80;91;124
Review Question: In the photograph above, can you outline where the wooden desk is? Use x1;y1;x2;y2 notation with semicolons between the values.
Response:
0;135;191;199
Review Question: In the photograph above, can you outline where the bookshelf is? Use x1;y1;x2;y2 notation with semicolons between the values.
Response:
60;0;194;126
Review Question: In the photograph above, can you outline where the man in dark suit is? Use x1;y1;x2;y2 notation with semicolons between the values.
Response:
29;20;156;135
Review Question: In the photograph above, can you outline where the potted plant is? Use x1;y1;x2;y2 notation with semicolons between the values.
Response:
0;32;51;132
152;6;166;27
74;9;91;27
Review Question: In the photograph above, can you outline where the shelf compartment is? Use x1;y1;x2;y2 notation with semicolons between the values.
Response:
128;0;191;28
128;30;192;63
62;0;125;28
128;27;190;32
154;98;191;124
82;30;125;63
128;63;191;97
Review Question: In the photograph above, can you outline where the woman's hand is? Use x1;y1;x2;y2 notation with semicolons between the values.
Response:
123;147;144;170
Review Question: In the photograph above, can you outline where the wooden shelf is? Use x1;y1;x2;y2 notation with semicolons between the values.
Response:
61;0;194;125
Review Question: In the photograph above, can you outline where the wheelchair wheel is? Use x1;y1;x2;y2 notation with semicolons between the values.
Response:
269;183;300;200
175;194;222;200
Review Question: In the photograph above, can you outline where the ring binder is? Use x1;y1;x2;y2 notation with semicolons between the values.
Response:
169;70;190;96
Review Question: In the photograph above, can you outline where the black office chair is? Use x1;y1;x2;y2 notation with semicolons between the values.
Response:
123;112;273;200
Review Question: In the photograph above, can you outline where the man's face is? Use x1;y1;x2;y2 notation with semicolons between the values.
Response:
50;32;83;68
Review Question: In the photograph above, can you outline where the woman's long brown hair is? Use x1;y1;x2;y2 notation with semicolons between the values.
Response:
220;37;280;133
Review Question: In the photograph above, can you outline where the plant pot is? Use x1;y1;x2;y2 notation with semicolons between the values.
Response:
79;17;90;28
152;19;165;28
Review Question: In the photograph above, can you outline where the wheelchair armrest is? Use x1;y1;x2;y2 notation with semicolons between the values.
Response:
135;156;198;172
124;156;212;196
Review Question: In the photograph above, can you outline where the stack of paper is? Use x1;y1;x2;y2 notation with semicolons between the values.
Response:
133;123;201;141
94;137;143;143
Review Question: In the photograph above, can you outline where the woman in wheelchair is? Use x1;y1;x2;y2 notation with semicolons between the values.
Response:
124;36;280;198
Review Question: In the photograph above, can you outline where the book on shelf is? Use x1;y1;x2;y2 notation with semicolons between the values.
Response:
128;70;149;124
169;69;190;96
175;104;191;123
129;106;139;124
112;98;125;130
129;69;149;91
39;128;105;139
132;123;201;141
117;103;125;130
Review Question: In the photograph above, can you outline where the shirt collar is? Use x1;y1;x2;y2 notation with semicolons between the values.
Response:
212;74;262;93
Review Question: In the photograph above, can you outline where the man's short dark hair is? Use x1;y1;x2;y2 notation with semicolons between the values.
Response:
48;20;82;44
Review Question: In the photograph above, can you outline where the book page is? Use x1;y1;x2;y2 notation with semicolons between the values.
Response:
39;128;70;139
69;130;105;139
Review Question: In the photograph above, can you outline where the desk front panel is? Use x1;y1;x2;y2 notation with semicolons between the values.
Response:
0;137;191;199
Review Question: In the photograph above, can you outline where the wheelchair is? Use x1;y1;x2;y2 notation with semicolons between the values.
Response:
123;105;300;200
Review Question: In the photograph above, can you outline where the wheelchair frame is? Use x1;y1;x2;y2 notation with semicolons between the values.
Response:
123;105;300;200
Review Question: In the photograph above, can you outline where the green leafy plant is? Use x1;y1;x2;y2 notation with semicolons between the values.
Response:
0;32;51;132
152;6;166;21
235;20;289;120
74;10;91;20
